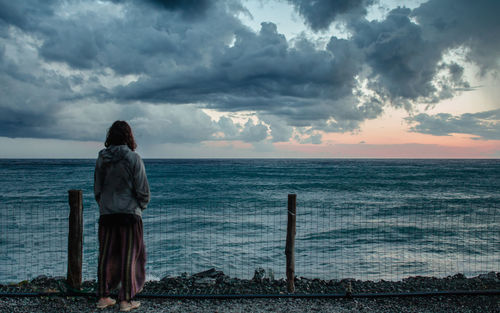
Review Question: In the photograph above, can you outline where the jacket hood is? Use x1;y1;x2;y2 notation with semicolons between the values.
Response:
99;145;130;163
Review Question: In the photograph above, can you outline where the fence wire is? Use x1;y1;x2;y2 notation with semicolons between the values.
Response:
296;201;499;281
0;201;67;283
0;198;499;295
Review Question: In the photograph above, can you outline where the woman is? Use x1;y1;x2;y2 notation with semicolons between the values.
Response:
94;121;150;311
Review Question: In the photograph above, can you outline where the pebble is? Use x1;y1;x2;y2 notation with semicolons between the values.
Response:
1;270;499;312
1;295;499;312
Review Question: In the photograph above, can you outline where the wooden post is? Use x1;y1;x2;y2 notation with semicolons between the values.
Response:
285;193;296;293
67;189;83;289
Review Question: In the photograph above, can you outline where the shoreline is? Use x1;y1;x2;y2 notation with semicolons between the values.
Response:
1;271;499;313
2;269;499;295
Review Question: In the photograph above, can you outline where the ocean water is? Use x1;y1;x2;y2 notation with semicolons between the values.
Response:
0;159;499;283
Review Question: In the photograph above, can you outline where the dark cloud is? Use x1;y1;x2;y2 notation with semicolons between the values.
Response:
143;0;211;18
35;3;228;72
287;0;373;31
0;38;77;139
329;0;500;111
108;0;212;19
412;0;500;75
352;8;440;102
0;0;499;145
0;107;54;139
406;109;500;140
131;105;219;144
40;23;103;69
286;0;500;107
0;0;58;31
347;7;472;109
111;21;370;130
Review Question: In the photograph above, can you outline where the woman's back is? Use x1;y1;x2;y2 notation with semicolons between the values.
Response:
94;145;149;217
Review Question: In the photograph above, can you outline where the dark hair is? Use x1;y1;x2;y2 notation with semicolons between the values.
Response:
105;120;137;151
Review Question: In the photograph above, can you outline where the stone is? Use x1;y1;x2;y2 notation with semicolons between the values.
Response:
340;278;355;284
194;277;216;286
216;275;229;284
228;278;240;285
160;274;171;281
267;268;275;281
478;272;499;281
451;273;467;279
252;268;266;282
31;275;49;285
193;268;225;278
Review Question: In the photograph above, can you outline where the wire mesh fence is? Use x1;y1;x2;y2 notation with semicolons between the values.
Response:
295;201;499;281
0;201;67;283
81;199;287;282
0;197;499;296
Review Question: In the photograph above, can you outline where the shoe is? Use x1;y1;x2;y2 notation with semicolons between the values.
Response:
120;300;141;312
97;297;116;309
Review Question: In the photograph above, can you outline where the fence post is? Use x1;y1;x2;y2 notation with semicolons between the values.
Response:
67;189;83;289
285;193;296;293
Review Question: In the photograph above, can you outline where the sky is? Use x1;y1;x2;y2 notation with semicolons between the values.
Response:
0;0;499;158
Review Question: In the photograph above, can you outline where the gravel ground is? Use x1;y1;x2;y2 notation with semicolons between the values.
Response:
0;295;499;312
1;271;499;312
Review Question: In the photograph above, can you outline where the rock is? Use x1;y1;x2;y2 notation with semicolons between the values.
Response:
340;278;355;284
267;268;275;281
216;275;229;284
29;275;63;291
15;280;29;287
160;274;171;281
31;275;49;285
451;273;467;279
193;268;225;278
252;268;266;282
194;277;216;286
228;278;240;285
478;272;499;281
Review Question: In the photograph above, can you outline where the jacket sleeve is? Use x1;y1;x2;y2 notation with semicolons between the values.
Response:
133;155;150;210
94;157;102;204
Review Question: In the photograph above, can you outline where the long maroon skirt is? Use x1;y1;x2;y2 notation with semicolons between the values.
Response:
97;216;146;301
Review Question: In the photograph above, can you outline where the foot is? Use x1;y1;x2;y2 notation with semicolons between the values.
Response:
97;297;116;309
120;300;141;312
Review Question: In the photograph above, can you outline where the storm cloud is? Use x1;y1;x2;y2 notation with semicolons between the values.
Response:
407;109;500;140
0;0;499;144
287;0;373;31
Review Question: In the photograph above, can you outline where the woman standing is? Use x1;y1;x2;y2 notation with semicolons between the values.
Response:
94;121;150;311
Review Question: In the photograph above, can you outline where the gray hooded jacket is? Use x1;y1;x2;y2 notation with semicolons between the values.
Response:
94;145;150;217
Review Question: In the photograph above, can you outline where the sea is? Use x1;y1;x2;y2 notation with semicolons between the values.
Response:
0;159;499;283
